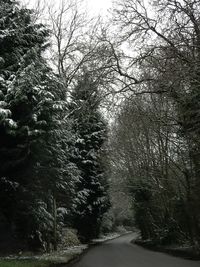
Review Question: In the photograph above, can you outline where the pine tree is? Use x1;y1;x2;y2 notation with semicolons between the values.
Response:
33;95;80;251
0;0;57;249
0;0;50;176
69;73;110;242
0;0;81;249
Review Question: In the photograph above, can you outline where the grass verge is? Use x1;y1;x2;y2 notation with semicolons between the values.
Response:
0;259;51;267
134;239;200;260
0;246;86;267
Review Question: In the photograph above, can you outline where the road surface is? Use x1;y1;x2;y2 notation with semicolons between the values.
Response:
69;233;200;267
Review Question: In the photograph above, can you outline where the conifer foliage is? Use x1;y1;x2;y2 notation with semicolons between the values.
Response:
69;73;110;242
0;0;59;249
0;0;110;251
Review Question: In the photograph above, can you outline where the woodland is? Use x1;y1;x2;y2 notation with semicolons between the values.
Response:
0;0;200;255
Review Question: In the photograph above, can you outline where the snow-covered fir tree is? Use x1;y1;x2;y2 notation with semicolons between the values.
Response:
0;0;78;250
0;0;51;247
33;90;80;251
69;72;110;242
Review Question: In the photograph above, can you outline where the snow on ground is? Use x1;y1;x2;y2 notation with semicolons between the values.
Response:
38;244;88;263
0;244;88;264
0;232;129;264
92;232;131;244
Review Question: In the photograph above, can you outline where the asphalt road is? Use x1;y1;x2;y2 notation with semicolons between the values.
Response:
69;233;200;267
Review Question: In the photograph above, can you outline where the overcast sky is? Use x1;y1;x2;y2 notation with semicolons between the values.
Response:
20;0;113;16
86;0;112;15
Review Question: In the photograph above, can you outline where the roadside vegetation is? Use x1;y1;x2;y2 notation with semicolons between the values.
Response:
0;260;49;267
109;0;200;254
1;0;200;261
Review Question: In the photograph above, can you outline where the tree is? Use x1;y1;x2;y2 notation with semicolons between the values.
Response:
69;72;110;242
0;0;47;228
109;93;192;244
46;0;117;102
0;0;75;251
109;0;200;248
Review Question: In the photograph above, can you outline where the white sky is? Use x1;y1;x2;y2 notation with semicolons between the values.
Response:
86;0;112;15
20;0;113;16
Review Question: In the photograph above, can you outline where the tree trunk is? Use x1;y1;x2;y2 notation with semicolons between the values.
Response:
53;196;57;251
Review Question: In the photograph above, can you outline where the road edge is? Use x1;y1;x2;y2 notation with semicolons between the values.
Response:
133;239;200;261
61;232;133;267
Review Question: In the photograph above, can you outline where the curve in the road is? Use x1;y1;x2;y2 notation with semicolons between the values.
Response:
69;233;200;267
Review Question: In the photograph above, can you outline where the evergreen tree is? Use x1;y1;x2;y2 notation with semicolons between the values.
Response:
33;94;80;251
0;0;49;175
0;0;57;249
69;73;110;242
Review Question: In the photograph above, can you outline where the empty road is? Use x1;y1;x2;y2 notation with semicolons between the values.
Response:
69;233;200;267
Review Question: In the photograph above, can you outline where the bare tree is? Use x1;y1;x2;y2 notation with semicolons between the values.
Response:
107;0;200;248
109;91;195;242
45;0;117;102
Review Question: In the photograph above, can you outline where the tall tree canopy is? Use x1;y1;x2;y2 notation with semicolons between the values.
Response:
109;0;200;249
69;73;110;242
0;0;66;250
